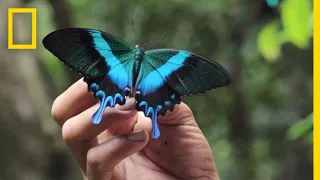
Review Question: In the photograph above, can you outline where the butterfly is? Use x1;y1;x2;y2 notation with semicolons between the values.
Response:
43;28;231;139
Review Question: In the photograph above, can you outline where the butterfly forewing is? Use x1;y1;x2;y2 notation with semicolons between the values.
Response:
43;28;133;78
143;49;231;95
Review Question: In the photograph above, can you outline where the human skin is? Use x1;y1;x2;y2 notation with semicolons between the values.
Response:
51;79;219;180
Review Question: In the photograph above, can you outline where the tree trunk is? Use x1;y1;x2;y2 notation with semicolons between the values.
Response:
0;0;78;179
226;24;256;180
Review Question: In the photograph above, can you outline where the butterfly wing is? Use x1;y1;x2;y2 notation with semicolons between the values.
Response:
43;28;135;124
84;52;134;124
142;49;231;95
43;28;133;78
135;49;231;139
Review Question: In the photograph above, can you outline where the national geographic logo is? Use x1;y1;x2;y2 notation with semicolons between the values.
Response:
8;8;37;49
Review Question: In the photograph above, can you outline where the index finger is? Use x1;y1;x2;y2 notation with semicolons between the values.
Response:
51;78;97;127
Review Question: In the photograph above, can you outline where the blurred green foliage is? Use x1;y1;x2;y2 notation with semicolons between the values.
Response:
257;0;313;148
287;113;313;142
258;0;313;61
258;21;281;62
33;0;313;179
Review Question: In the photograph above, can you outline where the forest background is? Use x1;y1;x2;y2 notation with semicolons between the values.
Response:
0;0;313;179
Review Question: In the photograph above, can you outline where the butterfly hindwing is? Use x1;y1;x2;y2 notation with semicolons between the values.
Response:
135;49;231;138
43;28;135;124
135;84;181;139
84;76;129;124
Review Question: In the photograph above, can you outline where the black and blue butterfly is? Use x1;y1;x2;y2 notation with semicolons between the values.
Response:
43;28;231;139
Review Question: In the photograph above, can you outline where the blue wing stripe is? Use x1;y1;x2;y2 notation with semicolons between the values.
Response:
138;51;191;95
89;30;129;89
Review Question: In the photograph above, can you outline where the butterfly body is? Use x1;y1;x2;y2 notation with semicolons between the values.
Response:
131;45;144;93
43;28;231;139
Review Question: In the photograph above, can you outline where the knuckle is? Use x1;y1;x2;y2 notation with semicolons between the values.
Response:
51;95;64;121
61;120;76;144
86;148;102;167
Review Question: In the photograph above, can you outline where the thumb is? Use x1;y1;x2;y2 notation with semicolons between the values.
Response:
86;130;149;180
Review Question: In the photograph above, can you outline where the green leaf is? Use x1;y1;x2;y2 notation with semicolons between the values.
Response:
287;113;313;141
281;0;312;48
309;12;314;37
257;22;281;62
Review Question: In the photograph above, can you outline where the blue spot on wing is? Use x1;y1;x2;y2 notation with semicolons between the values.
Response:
138;101;161;139
93;90;111;124
89;30;129;89
88;82;126;124
92;90;125;124
138;51;191;95
89;83;99;93
136;90;181;139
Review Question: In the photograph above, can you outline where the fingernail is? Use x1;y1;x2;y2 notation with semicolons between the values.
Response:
128;130;145;142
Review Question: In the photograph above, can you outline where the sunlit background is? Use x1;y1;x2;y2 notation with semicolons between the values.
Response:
0;0;313;179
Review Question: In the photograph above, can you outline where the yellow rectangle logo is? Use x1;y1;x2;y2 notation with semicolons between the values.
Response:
8;8;37;49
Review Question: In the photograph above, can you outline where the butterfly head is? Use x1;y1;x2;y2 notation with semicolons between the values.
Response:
134;45;145;60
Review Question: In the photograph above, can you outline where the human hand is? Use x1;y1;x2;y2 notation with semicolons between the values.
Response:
51;79;219;180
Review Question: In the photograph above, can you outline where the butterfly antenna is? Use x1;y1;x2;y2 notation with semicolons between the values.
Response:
141;36;167;47
131;21;139;42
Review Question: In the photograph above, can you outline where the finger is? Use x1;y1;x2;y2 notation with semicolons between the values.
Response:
62;98;137;172
129;103;197;140
106;111;152;138
103;111;154;142
106;113;138;136
97;112;139;143
96;113;149;153
62;98;137;143
52;78;97;127
132;112;152;133
86;130;149;180
158;102;197;126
